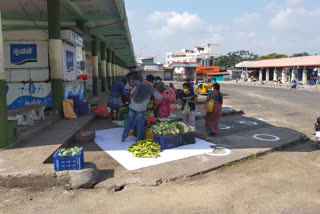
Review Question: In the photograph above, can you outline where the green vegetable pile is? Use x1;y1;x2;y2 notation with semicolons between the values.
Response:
146;101;154;114
127;140;161;158
149;121;194;136
58;146;82;157
119;107;129;120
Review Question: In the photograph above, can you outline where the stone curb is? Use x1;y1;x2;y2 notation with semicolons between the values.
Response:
0;163;100;189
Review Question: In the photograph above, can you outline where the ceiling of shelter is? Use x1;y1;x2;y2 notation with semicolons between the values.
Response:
0;0;136;66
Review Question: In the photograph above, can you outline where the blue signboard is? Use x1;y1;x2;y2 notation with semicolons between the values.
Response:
66;50;74;72
10;44;37;65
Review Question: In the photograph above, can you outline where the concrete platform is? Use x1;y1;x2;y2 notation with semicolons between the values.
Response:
0;93;108;188
86;115;308;190
0;102;307;190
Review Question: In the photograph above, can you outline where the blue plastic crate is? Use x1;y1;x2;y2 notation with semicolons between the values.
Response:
179;132;196;146
54;148;84;171
79;102;89;116
154;134;179;150
68;95;80;108
74;108;80;117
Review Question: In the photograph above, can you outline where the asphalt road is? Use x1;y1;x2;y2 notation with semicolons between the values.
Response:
219;83;320;136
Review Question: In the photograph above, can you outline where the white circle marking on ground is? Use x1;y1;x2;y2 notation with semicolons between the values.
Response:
206;147;231;156
257;118;277;122
219;125;231;130
238;121;258;125
253;134;280;142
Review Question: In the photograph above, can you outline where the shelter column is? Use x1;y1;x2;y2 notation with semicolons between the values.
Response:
91;38;99;96
47;0;63;112
259;69;263;83
266;68;270;82
111;51;115;84
273;68;278;81
0;12;8;147
106;48;112;89
303;67;308;85
116;56;119;81
82;49;87;98
100;42;107;92
292;68;296;81
282;69;287;83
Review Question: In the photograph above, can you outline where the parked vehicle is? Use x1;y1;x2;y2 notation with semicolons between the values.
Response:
314;116;320;148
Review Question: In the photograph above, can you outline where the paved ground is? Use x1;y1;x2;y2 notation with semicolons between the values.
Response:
1;82;320;213
1;142;319;214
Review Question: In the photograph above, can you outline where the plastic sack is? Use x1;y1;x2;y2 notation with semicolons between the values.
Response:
63;99;77;119
182;103;191;115
204;99;215;112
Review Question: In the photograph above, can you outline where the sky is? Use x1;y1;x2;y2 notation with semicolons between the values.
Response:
125;0;320;63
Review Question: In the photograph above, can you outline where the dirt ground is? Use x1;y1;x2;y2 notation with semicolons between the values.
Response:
1;142;320;214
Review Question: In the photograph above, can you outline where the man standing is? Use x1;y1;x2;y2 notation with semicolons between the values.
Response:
121;75;166;142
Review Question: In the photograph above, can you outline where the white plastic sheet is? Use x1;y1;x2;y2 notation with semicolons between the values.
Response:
94;128;217;171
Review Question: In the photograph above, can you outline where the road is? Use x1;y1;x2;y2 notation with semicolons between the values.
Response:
220;83;320;135
1;83;320;214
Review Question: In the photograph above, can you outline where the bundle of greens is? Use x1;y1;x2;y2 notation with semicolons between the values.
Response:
119;107;129;119
127;140;161;158
149;121;194;135
58;146;82;157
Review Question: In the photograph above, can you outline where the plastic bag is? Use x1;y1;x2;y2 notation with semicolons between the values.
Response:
63;99;77;119
204;99;214;112
182;103;190;115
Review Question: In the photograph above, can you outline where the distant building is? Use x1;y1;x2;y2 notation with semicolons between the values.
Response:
166;44;220;67
133;57;173;81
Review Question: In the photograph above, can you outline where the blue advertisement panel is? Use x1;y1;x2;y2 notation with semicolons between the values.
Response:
10;44;37;65
66;50;74;73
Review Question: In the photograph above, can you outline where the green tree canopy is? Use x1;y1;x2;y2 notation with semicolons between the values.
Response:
291;52;310;57
214;50;258;67
258;53;288;60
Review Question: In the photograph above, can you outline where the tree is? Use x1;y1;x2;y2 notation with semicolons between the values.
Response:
214;50;258;67
291;52;310;57
258;53;288;60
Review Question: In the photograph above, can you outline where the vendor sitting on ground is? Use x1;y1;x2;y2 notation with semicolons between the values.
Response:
122;75;169;142
154;82;171;119
108;78;128;120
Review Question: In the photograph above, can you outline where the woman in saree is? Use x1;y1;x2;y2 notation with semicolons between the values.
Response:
205;83;223;136
168;83;177;110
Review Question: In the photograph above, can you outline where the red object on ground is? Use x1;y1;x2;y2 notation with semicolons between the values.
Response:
78;74;89;80
94;104;110;119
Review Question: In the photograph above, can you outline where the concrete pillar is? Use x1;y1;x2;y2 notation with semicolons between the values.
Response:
100;42;107;92
303;67;308;85
116;56;119;81
282;69;287;83
106;48;112;89
0;12;9;147
47;0;64;112
259;69;263;82
91;38;99;96
111;51;115;85
266;68;270;82
291;68;296;81
273;68;278;81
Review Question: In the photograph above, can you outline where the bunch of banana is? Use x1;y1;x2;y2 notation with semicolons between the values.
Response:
127;140;162;158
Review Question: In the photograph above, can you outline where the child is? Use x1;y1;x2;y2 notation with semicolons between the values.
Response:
180;83;198;127
154;82;171;118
